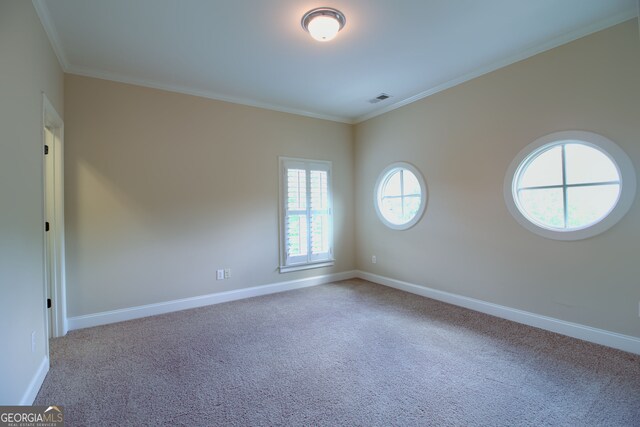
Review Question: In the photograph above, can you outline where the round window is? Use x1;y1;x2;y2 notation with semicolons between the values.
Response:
504;131;636;240
374;162;427;230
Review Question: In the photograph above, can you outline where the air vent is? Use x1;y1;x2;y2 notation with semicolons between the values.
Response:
368;93;391;104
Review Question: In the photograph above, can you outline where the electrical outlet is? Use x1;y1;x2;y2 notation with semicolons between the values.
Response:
31;331;36;353
224;268;231;279
216;269;224;280
372;255;377;264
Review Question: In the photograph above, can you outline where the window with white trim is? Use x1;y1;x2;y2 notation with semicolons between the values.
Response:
279;158;334;272
374;162;427;230
504;131;636;240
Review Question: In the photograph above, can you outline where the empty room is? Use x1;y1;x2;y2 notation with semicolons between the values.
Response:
2;0;640;425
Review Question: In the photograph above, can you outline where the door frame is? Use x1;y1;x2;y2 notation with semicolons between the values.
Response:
42;94;67;339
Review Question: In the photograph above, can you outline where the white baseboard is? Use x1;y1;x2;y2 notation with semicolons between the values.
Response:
19;356;49;405
356;270;640;355
67;270;358;331
66;268;639;355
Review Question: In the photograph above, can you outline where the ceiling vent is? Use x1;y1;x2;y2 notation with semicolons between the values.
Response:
368;93;391;104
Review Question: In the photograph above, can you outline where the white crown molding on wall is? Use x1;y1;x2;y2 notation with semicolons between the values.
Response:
64;66;353;124
32;0;69;70
357;271;640;356
354;9;640;123
32;1;637;125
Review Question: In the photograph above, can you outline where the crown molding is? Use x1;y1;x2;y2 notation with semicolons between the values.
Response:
32;0;69;71
66;65;353;124
355;9;639;124
31;0;636;126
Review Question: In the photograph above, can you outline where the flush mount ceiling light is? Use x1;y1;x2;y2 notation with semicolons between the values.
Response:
301;7;346;42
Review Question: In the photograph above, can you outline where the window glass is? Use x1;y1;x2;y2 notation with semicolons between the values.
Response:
517;188;565;229
375;163;427;230
505;131;636;240
566;185;620;228
519;145;563;188
564;144;619;185
515;142;620;231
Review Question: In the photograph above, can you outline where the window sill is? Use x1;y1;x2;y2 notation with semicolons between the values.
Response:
279;260;335;274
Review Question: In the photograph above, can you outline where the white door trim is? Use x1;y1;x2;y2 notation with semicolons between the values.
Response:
42;94;67;338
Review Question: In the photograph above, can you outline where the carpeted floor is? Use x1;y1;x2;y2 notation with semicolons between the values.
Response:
36;279;640;426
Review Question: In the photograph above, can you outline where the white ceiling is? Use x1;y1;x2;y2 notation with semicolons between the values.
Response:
34;0;638;123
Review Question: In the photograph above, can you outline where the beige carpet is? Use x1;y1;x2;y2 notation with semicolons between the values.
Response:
36;279;640;426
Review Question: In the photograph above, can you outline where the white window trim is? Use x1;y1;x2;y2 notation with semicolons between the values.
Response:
279;157;334;273
504;131;636;241
374;162;428;230
279;261;335;274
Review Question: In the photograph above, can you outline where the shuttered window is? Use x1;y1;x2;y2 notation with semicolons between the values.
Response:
279;158;334;272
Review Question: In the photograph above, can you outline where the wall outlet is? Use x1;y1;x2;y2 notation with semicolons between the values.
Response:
31;331;36;353
224;268;231;279
371;255;377;264
216;269;224;280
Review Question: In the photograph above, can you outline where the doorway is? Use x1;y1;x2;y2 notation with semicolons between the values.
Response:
43;95;67;340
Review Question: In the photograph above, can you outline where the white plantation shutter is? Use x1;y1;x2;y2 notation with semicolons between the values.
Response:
285;165;308;265
280;158;333;271
309;169;330;260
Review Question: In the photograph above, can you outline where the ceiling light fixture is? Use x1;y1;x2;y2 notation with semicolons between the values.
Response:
301;7;346;42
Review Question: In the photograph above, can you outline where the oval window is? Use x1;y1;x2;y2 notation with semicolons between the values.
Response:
505;131;636;240
374;162;427;230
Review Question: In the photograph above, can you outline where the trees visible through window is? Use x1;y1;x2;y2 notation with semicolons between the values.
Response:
505;131;636;241
514;143;621;230
374;162;427;230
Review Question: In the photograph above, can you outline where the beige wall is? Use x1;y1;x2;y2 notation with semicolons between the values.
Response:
62;19;640;339
64;75;355;317
3;7;636;406
0;1;64;404
355;20;640;338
